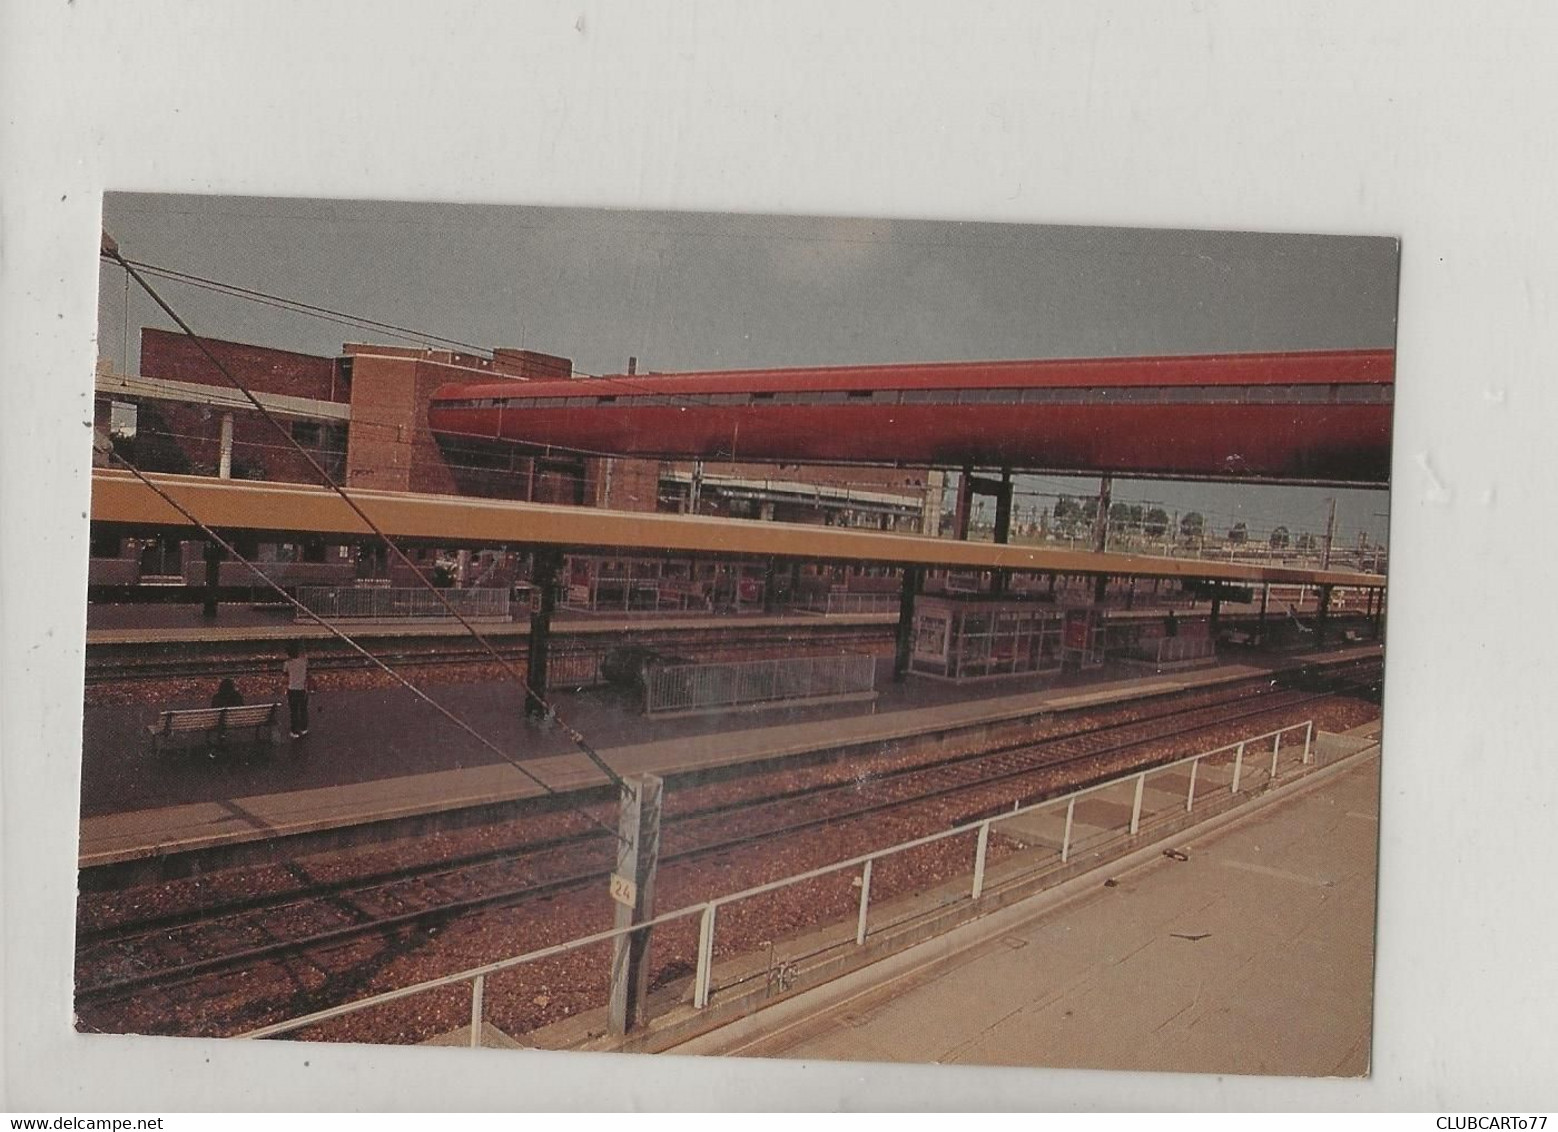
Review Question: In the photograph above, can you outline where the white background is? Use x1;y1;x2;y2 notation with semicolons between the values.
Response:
3;0;1554;1112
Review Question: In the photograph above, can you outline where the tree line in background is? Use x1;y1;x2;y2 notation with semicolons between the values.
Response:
1009;495;1323;552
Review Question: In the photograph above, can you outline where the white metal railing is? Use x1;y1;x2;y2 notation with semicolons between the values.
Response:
795;592;901;616
1148;636;1217;664
546;650;607;689
644;653;877;716
293;586;510;621
238;718;1341;1047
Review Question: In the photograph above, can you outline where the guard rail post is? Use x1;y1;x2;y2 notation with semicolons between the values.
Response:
1269;733;1282;781
1303;720;1314;764
856;859;874;945
1130;772;1146;834
972;821;991;899
1061;797;1076;863
694;904;716;1009
1231;741;1246;794
469;974;485;1049
1186;758;1199;811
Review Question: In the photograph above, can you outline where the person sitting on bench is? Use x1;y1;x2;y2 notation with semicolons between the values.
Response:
211;678;244;709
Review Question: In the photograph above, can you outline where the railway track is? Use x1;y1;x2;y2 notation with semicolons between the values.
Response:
75;663;1379;1007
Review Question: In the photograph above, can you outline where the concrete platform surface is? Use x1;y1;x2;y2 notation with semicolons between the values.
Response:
683;749;1380;1078
78;644;1381;869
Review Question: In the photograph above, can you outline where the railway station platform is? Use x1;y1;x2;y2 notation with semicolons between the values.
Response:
77;643;1381;876
674;742;1381;1076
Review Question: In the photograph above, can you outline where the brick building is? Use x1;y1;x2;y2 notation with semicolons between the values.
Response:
95;328;933;530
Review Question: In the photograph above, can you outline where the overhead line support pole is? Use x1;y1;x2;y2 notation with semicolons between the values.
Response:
893;565;924;683
608;773;663;1035
527;548;563;719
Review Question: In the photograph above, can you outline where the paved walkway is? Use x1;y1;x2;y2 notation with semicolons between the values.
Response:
681;748;1380;1077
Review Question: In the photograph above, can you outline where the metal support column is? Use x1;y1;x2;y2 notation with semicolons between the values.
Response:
688;460;704;515
894;565;923;683
608;773;663;1035
201;538;224;619
526;548;562;719
1257;582;1270;646
1092;474;1113;553
1093;573;1109;606
1209;594;1223;636
762;556;779;614
953;466;974;540
991;469;1013;595
993;469;1014;544
1316;584;1333;646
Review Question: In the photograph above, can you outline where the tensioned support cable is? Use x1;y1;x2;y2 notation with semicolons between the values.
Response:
103;247;631;797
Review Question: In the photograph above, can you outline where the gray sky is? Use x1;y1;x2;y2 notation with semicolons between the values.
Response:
99;194;1399;545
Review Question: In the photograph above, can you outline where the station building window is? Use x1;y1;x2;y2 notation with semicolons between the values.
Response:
109;400;138;438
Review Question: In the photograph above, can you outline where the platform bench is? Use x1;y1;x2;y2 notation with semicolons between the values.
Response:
147;703;284;757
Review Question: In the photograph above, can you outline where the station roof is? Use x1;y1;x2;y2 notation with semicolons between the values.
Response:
90;469;1386;589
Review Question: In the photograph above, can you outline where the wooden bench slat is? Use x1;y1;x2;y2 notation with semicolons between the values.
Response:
148;703;283;751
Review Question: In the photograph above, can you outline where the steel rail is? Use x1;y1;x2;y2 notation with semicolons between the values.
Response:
76;674;1375;1005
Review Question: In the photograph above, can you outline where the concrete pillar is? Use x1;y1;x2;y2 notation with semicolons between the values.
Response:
526;549;563;719
608;774;663;1035
894;566;923;683
218;413;234;479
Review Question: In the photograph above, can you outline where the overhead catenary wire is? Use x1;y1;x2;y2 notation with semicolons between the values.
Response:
98;443;626;843
103;246;632;797
119;258;495;356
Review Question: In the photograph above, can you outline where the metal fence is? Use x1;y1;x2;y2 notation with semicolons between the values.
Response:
794;592;901;616
545;649;608;690
293;586;510;621
1148;636;1217;664
643;653;877;716
238;718;1356;1048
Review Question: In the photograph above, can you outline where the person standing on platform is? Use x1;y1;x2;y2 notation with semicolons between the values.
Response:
283;642;310;739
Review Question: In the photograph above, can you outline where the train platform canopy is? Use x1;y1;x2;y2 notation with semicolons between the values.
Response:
90;469;1384;590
